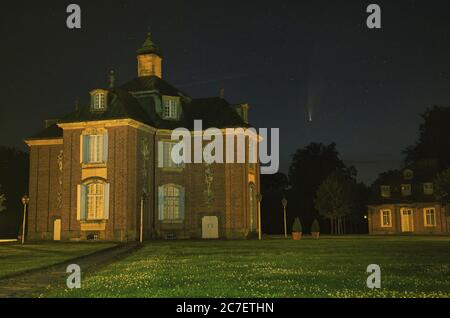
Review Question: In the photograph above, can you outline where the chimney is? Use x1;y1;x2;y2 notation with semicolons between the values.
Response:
109;70;115;89
44;119;59;128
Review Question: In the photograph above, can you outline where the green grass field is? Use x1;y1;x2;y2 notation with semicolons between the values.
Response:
47;236;450;298
0;242;115;279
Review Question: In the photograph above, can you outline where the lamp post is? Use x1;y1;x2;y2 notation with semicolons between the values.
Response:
140;191;147;244
21;195;30;245
256;193;263;240
281;197;288;238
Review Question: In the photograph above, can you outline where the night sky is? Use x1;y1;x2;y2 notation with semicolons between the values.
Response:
1;0;450;184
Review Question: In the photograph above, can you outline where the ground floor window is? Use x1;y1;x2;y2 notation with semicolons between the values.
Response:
158;184;185;221
77;180;110;221
380;209;392;227
424;208;436;227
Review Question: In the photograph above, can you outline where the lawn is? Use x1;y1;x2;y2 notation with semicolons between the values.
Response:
0;242;115;279
48;236;450;298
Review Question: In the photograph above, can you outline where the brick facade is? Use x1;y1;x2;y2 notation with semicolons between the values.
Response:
26;122;260;241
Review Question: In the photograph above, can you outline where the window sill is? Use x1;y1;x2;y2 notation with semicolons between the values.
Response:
82;162;107;169
160;219;184;224
80;220;107;231
160;167;184;172
161;116;180;121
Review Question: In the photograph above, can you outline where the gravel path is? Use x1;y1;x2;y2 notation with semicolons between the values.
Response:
0;243;141;298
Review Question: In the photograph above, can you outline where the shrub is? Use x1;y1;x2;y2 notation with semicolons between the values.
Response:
292;217;302;233
311;219;320;232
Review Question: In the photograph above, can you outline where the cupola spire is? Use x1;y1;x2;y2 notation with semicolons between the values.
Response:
136;32;163;78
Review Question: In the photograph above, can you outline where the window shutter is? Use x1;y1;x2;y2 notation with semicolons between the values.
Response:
158;141;164;168
104;183;110;220
179;187;185;220
80;185;87;220
83;135;90;163
158;186;164;220
77;185;81;220
103;133;108;163
80;134;83;163
77;184;87;220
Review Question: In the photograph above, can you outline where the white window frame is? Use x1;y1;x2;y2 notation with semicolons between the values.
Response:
81;132;108;164
89;134;104;163
87;182;105;220
158;184;185;222
158;141;184;169
93;92;106;110
424;207;436;227
380;209;392;227
77;181;110;221
163;98;178;120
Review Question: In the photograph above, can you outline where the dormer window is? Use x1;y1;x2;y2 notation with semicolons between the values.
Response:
423;182;434;195
162;96;180;120
90;89;108;111
380;185;391;198
401;184;411;196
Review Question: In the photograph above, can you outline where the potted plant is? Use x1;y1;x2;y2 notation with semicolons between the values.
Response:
292;217;302;240
311;219;320;239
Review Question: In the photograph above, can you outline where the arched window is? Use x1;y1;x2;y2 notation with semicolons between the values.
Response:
87;182;104;219
158;184;185;221
77;179;110;221
249;183;256;231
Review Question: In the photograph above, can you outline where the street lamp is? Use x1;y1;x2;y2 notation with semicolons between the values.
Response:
140;191;147;243
21;195;30;245
256;193;263;240
281;197;288;238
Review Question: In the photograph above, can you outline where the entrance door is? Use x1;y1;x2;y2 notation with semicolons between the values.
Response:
202;216;219;239
53;219;61;241
401;209;414;232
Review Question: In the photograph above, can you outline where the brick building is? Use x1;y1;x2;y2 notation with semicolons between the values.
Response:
24;33;260;241
368;161;449;234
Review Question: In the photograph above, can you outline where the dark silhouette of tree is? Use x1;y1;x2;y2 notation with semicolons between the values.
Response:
0;146;29;238
287;142;357;233
0;185;6;212
315;171;355;234
404;106;450;171
260;172;289;234
434;167;450;205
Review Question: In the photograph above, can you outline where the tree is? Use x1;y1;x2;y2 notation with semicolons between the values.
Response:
314;171;355;235
404;106;450;170
0;146;29;238
434;167;450;205
287;142;356;232
0;186;5;213
260;172;289;234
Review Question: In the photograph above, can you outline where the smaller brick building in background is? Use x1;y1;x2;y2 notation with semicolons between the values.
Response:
368;161;449;234
24;33;260;241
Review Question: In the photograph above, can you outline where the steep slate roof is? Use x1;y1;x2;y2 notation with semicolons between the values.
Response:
119;76;188;97
28;123;63;140
28;76;249;139
59;88;154;125
368;161;439;205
